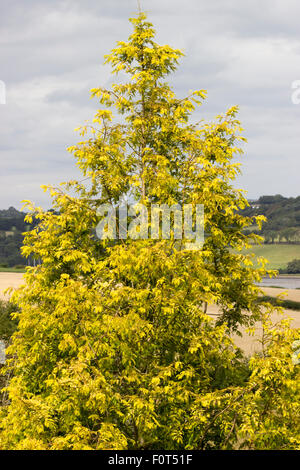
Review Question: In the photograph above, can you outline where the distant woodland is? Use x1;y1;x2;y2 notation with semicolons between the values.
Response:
1;195;300;268
0;207;36;267
242;194;300;243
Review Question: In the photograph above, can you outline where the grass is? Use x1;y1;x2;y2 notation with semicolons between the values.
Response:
260;295;300;311
2;244;300;273
0;267;26;273
241;244;300;270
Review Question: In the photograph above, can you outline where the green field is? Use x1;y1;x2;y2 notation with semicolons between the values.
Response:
2;244;300;272
1;244;299;273
0;267;26;273
242;244;300;270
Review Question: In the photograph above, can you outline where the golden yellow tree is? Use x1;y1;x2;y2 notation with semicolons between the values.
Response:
0;13;298;450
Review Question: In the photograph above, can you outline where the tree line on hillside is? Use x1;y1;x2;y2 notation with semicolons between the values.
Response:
1;196;300;268
242;194;300;243
0;207;38;267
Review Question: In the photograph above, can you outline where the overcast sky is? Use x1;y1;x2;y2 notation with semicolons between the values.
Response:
1;0;300;209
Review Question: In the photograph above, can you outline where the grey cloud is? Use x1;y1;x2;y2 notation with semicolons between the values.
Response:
1;0;300;209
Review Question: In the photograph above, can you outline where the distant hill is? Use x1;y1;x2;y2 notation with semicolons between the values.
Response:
0;207;29;232
243;195;300;243
0;207;34;268
0;197;300;269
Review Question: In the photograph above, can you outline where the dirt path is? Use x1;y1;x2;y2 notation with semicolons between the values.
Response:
0;272;24;299
206;290;300;356
262;286;300;302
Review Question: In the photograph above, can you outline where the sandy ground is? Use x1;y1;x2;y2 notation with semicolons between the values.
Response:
0;273;299;356
0;272;24;300
263;286;300;302
206;285;300;355
206;301;300;356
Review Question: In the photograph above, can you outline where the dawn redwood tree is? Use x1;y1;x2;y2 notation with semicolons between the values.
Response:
0;13;299;450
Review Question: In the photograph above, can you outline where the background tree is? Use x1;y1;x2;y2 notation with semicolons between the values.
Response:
0;13;298;450
286;259;300;274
